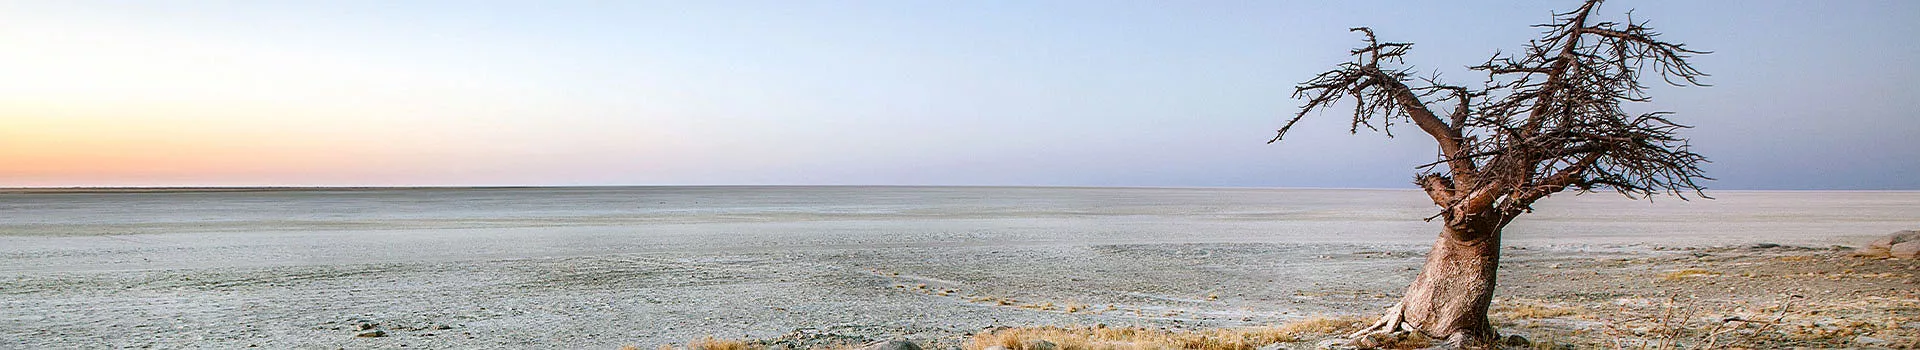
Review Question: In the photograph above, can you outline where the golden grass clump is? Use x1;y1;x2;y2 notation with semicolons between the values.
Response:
1657;269;1721;281
1063;302;1090;313
636;337;868;350
1493;303;1580;319
657;337;751;350
1775;255;1815;262
964;315;1368;350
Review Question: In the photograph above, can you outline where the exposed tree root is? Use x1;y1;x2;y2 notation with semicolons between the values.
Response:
1336;303;1498;350
1350;302;1417;337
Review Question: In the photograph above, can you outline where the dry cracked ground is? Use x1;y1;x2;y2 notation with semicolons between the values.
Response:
3;242;1916;349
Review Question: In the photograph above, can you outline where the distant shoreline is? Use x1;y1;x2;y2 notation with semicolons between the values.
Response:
2;185;1916;195
0;185;1421;195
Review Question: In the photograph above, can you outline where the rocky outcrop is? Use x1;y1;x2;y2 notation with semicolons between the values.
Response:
1857;230;1920;257
1892;241;1920;259
1871;230;1920;250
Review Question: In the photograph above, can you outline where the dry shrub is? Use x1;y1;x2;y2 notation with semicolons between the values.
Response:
964;315;1367;350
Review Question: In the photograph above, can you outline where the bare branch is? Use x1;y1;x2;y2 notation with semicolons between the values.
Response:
1273;27;1479;178
1277;0;1711;223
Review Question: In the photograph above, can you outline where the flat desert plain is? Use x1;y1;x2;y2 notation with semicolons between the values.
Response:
2;187;1915;349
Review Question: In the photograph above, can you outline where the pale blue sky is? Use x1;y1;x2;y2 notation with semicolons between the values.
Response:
3;1;1916;189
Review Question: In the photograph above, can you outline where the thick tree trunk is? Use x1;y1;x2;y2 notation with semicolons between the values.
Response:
1353;218;1503;349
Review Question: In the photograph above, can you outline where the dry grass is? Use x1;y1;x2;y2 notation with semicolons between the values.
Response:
1539;295;1920;349
1063;302;1090;313
963;315;1368;350
1493;303;1580;320
630;337;754;350
1656;269;1720;281
1775;255;1816;262
635;338;866;350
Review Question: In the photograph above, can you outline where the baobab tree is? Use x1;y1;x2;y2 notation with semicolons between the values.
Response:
1269;0;1708;347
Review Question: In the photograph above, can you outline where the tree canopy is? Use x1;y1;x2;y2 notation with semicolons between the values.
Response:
1272;0;1710;226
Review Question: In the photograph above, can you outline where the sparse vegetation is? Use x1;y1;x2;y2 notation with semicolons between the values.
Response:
627;317;1371;350
1657;269;1721;281
628;337;755;350
626;249;1913;350
1492;303;1580;320
634;335;866;350
965;316;1368;350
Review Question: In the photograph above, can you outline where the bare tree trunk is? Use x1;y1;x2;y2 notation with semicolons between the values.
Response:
1354;218;1503;348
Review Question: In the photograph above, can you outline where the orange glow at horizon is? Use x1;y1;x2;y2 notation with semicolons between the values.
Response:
0;12;700;187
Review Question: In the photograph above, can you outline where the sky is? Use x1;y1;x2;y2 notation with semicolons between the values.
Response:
2;1;1916;189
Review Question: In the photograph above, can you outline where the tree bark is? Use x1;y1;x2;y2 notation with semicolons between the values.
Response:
1354;218;1503;349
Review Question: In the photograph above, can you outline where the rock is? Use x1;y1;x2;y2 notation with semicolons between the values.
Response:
1854;335;1888;345
861;340;921;350
1315;338;1360;350
1869;230;1920;250
354;330;386;338
356;323;376;331
1749;243;1781;249
1023;339;1056;350
1893;241;1920;258
1501;334;1531;347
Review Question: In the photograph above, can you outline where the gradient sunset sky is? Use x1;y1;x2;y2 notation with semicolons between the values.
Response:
4;1;1916;189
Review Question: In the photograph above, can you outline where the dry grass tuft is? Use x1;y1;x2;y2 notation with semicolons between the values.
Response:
1064;302;1090;313
964;315;1368;350
640;337;866;350
1494;303;1580;319
684;337;752;350
1775;255;1815;262
1271;316;1371;336
1657;269;1720;281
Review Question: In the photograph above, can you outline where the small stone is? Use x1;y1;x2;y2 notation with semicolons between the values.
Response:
354;330;386;338
1750;243;1781;249
1502;334;1531;347
432;324;453;330
1316;338;1359;350
356;323;376;331
1891;241;1920;259
861;340;921;350
1854;335;1888;345
1023;339;1057;350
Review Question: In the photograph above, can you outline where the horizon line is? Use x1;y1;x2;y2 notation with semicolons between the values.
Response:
3;184;1916;194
